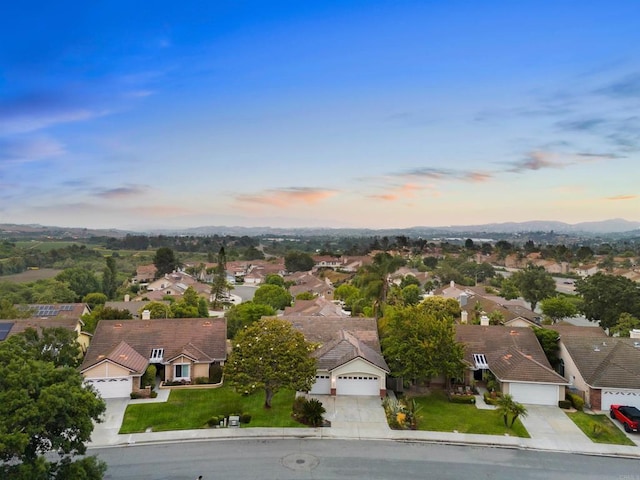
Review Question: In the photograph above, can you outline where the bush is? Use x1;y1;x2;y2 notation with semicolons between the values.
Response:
240;413;252;424
301;398;326;427
140;364;157;389
130;392;142;399
209;364;223;383
207;416;221;427
150;391;158;398
194;376;210;385
292;396;306;416
566;392;584;411
483;391;502;406
558;399;572;409
448;393;476;404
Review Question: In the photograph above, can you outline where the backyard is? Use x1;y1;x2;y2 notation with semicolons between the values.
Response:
409;390;530;437
120;386;303;433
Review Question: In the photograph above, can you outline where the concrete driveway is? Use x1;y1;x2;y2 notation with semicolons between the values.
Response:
519;405;593;450
89;398;129;447
310;395;389;438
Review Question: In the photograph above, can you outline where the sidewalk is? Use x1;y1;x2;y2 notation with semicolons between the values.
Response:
88;398;640;459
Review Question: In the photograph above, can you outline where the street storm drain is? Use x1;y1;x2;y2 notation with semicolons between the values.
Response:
281;453;319;471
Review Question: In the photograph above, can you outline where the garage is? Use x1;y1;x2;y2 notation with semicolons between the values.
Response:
336;375;380;396
509;382;559;406
85;377;132;399
309;374;331;395
601;389;640;410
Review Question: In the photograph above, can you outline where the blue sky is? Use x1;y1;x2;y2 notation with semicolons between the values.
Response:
1;1;639;230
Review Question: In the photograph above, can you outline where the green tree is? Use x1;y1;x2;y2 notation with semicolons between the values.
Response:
0;299;32;319
153;247;178;277
56;268;101;301
253;284;292;310
225;318;317;408
83;292;108;310
31;279;77;303
533;327;561;368
511;265;556;311
0;335;106;479
265;274;285;287
575;272;640;331
225;301;276;339
295;291;316;301
284;251;315;272
380;305;464;387
419;296;462;319
102;256;118;299
401;284;422;306
496;393;528;428
354;252;405;317
140;302;172;319
399;275;420;289
14;326;83;368
211;247;231;310
498;277;520;300
610;312;640;337
333;284;361;311
540;296;578;324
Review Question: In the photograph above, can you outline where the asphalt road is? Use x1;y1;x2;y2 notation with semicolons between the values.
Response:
96;439;638;480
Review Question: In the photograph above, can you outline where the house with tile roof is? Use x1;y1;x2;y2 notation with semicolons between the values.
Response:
456;325;568;405
281;297;349;317
80;318;226;399
546;325;640;410
282;316;389;397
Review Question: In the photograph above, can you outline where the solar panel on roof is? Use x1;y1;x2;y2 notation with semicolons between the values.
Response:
0;323;14;341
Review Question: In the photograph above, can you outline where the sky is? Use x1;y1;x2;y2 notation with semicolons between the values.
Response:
1;1;639;231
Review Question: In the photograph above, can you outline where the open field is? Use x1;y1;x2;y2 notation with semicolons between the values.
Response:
0;268;62;283
14;240;80;251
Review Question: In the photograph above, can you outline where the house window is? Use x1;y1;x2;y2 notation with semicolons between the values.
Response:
174;364;190;380
473;353;489;369
150;348;164;361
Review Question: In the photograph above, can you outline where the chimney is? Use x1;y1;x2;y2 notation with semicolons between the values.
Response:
450;280;455;288
124;294;130;302
142;309;151;320
461;311;468;324
630;329;640;339
480;314;490;326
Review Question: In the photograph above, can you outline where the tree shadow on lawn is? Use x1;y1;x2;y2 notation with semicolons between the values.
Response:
119;386;303;433
409;390;530;438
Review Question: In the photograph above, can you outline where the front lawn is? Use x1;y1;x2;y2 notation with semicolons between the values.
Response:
566;411;636;446
120;386;303;433
410;390;529;438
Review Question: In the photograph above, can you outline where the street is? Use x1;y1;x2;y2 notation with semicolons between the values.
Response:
96;439;639;479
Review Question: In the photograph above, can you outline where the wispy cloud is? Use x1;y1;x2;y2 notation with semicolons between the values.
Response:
389;166;493;183
595;72;640;99
95;185;149;199
0;136;65;164
506;150;620;173
369;183;426;202
605;194;637;201
235;187;338;207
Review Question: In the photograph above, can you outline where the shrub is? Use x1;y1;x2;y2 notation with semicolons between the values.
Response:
194;376;210;385
558;399;572;409
141;364;157;389
566;392;584;411
301;398;326;427
292;396;306;417
150;391;158;398
483;391;502;406
130;392;142;399
209;364;223;383
240;413;252;424
448;394;476;404
207;416;221;427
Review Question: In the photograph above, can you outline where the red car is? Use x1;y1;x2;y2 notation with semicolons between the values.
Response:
609;405;640;433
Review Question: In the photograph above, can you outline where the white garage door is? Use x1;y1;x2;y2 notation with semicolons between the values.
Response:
601;389;640;410
509;383;558;405
85;377;132;398
336;375;379;396
309;375;331;394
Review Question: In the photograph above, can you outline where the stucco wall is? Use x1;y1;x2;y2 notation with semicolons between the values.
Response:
83;361;130;378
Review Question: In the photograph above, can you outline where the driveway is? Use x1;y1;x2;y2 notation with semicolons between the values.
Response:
89;398;129;447
519;405;593;450
310;395;389;438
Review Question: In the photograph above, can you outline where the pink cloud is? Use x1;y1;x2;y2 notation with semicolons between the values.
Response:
236;187;337;208
605;194;637;201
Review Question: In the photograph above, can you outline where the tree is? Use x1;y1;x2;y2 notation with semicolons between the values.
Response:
211;247;231;310
31;279;77;304
225;318;317;408
253;284;292;310
140;302;172;319
533;327;561;368
540;296;578;323
153;247;178;277
399;275;420;289
225;301;276;339
55;268;101;301
14;326;83;368
380;305;464;387
498;278;520;300
83;292;108;309
609;313;640;337
284;251;315;272
496;393;528;428
511;264;556;311
419;296;461;319
0;334;106;479
0;299;32;319
334;284;361;311
354;252;405;317
265;274;285;287
575;272;640;331
102;256;118;299
401;284;422;306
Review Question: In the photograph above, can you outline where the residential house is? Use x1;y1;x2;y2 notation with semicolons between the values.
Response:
546;325;640;410
283;316;389;397
281;297;349;317
133;264;157;284
456;325;568;405
287;272;334;299
105;300;171;319
80;318;226;398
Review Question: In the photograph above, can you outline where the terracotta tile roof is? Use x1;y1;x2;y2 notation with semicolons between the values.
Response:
456;325;567;384
98;340;149;374
80;318;226;372
282;298;348;317
558;336;640;389
313;330;389;372
545;325;608;338
282;316;381;351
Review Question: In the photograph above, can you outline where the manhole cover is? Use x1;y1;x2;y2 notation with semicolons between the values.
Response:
281;453;319;471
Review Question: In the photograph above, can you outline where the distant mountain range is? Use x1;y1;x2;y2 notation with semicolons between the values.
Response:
1;218;639;238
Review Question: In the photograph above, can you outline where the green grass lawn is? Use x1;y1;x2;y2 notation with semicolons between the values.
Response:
566;411;636;446
409;390;529;438
120;386;303;433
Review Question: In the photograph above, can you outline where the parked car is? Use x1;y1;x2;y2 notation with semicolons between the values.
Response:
610;405;640;432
